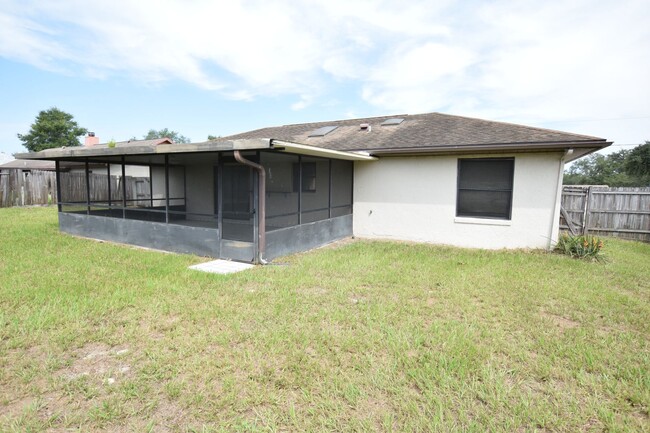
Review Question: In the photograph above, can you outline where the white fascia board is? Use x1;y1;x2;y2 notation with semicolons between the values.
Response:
271;140;377;161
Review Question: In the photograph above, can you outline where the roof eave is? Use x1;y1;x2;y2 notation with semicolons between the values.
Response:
15;139;272;160
364;140;612;156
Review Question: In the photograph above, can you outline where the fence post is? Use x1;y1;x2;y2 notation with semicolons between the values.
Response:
582;186;591;235
55;162;62;211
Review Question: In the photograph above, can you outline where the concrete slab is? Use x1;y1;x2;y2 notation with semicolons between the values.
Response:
189;259;255;275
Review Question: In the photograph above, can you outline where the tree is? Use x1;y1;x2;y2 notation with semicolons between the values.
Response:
563;141;650;186
207;135;221;140
143;128;190;143
17;107;87;152
564;149;633;186
624;141;650;183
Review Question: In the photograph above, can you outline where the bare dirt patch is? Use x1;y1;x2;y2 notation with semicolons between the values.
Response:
60;343;132;384
541;311;579;330
148;398;188;432
298;286;329;296
317;236;358;251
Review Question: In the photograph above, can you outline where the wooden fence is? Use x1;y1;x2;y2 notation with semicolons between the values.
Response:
0;169;151;209
560;186;650;242
58;172;152;206
0;169;57;208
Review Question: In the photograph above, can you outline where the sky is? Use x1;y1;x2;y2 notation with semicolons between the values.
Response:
0;0;649;157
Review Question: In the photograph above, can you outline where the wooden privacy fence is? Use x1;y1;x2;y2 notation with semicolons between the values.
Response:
0;169;57;208
58;172;152;207
560;186;650;242
0;170;151;209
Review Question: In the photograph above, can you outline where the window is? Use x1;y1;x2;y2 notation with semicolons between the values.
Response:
456;158;514;220
293;162;316;192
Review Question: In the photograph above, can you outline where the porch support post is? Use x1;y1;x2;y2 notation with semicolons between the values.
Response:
107;164;112;209
328;159;332;219
55;160;62;212
234;150;266;263
165;154;170;224
217;158;223;235
298;155;302;225
149;165;153;208
84;158;91;215
121;156;126;219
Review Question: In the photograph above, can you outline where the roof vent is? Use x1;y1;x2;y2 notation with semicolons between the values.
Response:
308;125;338;137
381;118;404;126
359;123;371;132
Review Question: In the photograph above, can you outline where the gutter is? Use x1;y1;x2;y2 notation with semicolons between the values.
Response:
365;141;612;156
234;150;266;264
548;148;573;249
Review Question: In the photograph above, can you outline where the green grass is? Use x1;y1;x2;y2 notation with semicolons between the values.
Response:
0;207;648;432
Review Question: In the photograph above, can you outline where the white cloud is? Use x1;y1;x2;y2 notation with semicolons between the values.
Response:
0;0;648;143
0;11;71;72
0;0;455;96
362;42;475;112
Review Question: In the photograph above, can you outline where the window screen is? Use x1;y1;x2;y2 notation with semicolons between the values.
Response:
300;157;329;223
456;158;514;219
293;162;316;192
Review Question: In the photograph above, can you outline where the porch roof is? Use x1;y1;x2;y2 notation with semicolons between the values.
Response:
15;138;376;162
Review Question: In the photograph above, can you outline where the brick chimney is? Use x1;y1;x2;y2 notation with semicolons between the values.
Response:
84;132;99;147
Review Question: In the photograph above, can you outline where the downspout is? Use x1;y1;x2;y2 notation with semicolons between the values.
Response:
549;149;573;249
234;150;266;264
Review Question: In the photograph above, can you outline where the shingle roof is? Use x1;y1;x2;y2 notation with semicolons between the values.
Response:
224;112;608;153
0;159;56;170
99;138;174;148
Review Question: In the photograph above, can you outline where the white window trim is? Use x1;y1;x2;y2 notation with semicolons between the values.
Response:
454;216;512;226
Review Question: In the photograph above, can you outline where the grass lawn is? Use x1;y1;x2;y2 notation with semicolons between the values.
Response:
0;207;648;432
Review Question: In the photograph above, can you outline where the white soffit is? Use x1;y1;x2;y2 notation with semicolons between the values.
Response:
270;140;376;161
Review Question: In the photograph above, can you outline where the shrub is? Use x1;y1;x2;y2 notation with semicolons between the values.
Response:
555;233;605;261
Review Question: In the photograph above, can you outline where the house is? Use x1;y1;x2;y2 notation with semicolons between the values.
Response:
15;112;610;262
0;159;56;172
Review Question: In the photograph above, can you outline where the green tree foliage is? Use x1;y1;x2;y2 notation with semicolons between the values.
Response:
564;142;650;186
143;128;190;143
17;107;87;152
207;135;221;140
624;141;650;181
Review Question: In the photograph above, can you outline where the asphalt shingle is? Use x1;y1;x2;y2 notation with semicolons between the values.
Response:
224;112;606;152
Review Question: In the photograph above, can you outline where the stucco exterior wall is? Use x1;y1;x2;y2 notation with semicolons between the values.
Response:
353;152;564;249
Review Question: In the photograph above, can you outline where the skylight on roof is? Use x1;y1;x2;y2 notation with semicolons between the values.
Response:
381;118;404;126
308;125;338;137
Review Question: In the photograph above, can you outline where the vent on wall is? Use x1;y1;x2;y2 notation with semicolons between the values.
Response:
308;126;338;137
381;118;404;126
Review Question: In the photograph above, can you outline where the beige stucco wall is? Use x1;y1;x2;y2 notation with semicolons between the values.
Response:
353;152;564;249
